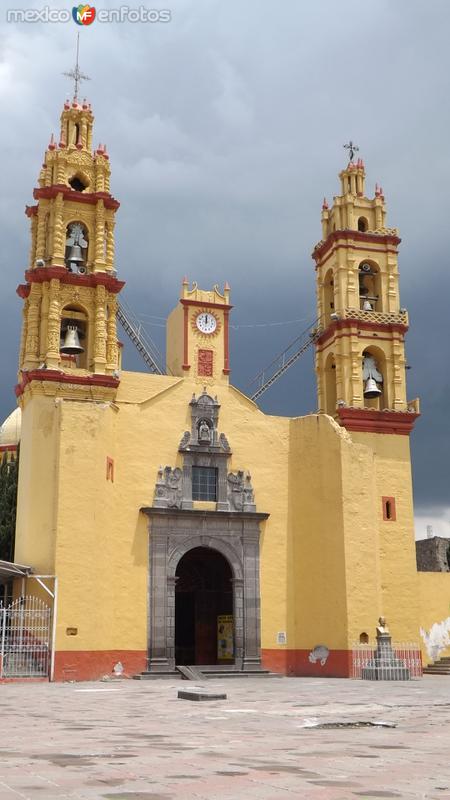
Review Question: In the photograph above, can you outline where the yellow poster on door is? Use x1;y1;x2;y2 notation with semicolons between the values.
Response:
217;614;234;660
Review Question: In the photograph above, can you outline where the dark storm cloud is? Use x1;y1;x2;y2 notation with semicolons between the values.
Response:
1;0;449;532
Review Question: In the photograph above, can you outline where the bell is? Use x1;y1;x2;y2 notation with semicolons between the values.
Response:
364;377;382;398
66;245;84;270
362;298;373;311
60;324;84;355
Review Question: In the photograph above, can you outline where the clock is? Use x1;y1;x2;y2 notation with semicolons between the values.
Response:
195;312;218;334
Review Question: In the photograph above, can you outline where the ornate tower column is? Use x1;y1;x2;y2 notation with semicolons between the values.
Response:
16;93;124;405
313;157;420;435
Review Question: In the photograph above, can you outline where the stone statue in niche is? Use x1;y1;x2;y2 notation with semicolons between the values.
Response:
153;466;183;509
227;471;256;512
198;419;211;443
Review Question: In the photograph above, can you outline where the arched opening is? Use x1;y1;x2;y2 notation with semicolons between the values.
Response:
65;222;89;273
358;216;368;232
324;352;337;416
69;174;88;193
362;347;387;410
175;547;233;666
358;260;381;311
359;632;369;644
323;268;335;325
60;304;88;369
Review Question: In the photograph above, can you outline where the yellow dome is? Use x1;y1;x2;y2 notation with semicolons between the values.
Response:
0;407;21;447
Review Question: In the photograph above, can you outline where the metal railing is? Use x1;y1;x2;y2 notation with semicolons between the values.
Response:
351;642;422;680
0;596;51;678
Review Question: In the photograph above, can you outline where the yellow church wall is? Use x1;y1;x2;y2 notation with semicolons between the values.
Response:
350;431;420;643
14;395;60;573
38;370;294;678
418;573;450;665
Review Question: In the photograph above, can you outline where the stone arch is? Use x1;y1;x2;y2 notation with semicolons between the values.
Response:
168;535;243;582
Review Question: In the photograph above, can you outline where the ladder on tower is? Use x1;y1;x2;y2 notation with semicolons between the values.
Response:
249;318;321;402
117;299;166;375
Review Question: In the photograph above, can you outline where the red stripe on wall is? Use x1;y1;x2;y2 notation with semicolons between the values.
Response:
53;650;147;682
262;649;352;677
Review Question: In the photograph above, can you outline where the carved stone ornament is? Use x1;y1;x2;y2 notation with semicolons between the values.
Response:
152;391;256;512
227;471;256;512
153;466;183;509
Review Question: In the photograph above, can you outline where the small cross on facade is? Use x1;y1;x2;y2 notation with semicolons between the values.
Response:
344;140;359;162
63;33;90;99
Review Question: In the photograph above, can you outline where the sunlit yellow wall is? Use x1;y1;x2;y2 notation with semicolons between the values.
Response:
351;431;419;642
418;573;450;664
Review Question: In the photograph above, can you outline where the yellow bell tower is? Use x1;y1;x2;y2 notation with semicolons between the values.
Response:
313;155;420;435
16;92;123;404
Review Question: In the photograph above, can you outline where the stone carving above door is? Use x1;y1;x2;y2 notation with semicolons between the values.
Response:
152;390;256;512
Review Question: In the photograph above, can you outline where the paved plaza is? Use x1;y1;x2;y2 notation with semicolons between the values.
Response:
1;675;450;799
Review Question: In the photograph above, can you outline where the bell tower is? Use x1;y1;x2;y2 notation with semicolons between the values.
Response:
313;155;420;434
16;90;123;403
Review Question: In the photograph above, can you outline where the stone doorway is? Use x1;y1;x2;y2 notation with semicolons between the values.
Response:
175;546;233;666
142;508;268;672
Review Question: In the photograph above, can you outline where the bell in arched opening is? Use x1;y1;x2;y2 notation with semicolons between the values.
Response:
65;222;88;273
363;353;383;398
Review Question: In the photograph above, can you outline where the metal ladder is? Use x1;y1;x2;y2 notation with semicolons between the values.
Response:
117;299;166;375
249;318;321;401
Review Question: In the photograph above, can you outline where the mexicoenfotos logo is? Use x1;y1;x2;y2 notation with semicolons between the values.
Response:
72;5;96;25
6;6;171;23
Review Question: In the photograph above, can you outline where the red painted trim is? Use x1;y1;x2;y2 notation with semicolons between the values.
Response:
312;229;401;264
382;495;397;521
22;267;125;294
316;317;408;349
17;284;30;299
182;304;190;370
25;205;38;218
337;407;419;435
0;445;17;453
262;648;352;678
180;298;233;311
223;308;230;374
33;186;120;210
53;650;147;682
15;369;119;398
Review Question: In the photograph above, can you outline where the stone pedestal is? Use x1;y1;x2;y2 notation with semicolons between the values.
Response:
362;633;410;681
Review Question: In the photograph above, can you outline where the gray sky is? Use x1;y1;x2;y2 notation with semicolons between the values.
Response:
1;0;449;536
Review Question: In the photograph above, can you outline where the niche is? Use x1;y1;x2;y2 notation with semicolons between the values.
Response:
358;216;368;232
362;348;386;410
358;261;381;312
65;222;89;273
324;352;337;416
60;305;88;369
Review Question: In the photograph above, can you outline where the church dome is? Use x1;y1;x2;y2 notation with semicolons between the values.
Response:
0;407;21;448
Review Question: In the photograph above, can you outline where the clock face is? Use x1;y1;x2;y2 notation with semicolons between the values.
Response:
196;312;217;334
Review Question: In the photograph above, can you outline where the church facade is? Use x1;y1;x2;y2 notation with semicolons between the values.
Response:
8;96;448;681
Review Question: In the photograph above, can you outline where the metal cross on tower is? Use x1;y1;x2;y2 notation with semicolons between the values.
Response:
343;140;359;162
63;33;90;99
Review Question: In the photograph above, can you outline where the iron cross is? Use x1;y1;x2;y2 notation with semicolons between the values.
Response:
63;33;90;99
344;140;359;162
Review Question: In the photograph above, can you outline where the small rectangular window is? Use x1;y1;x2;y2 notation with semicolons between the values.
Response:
382;496;396;521
192;466;217;501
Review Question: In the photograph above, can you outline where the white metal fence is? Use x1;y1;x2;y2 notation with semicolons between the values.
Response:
0;596;51;678
351;642;423;680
